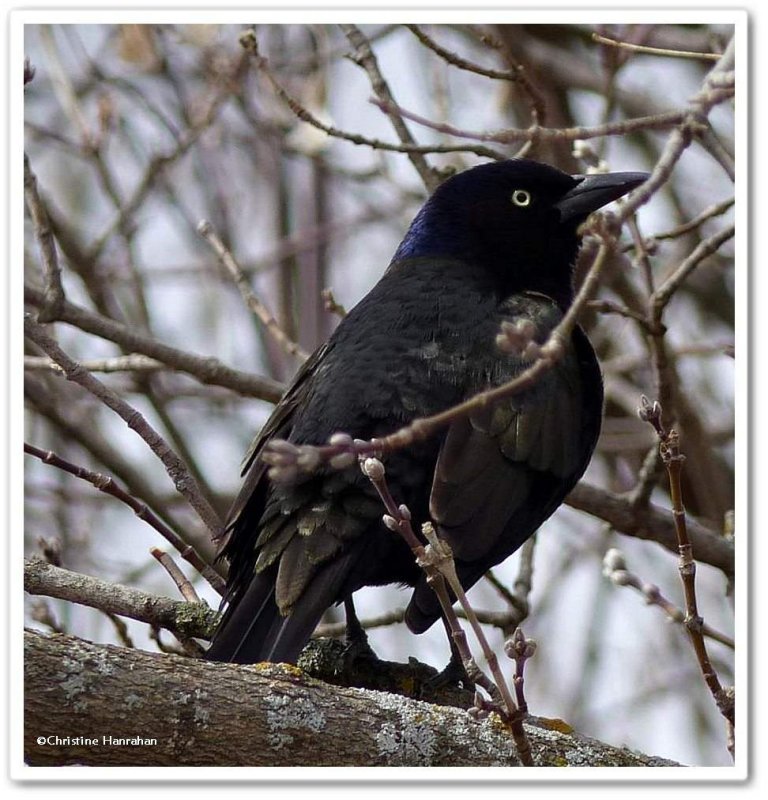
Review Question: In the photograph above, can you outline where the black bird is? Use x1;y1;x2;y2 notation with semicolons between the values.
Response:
206;159;646;665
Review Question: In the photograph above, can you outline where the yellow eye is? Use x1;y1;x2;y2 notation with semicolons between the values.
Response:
511;189;532;207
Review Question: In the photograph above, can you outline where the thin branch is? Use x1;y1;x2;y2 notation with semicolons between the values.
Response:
649;197;734;241
406;24;547;125
38;26;94;144
485;536;536;636
24;154;65;322
638;397;734;741
25;376;204;548
321;287;347;319
592;32;722;62
358;462;501;701
627;444;664;510
150;547;202;603
602;548;734;648
24;442;224;595
369;97;686;146
505;628;538;715
24;316;224;540
587;299;651;329
197;220;309;362
652;224;735;312
86;52;248;263
24;354;164;374
419;521;531;757
238;28;506;163
103;611;135;649
341;24;439;192
24;285;285;402
358;458;534;766
28;598;66;634
312;604;521;638
565;481;733;578
313;607;406;638
618;38;736;221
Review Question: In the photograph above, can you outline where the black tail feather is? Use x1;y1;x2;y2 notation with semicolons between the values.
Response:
206;552;360;664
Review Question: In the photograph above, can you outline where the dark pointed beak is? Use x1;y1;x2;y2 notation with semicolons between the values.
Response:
554;171;649;222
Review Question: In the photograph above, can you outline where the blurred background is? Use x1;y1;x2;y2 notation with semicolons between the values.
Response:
23;21;736;765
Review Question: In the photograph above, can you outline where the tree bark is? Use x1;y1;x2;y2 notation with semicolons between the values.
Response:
24;630;679;768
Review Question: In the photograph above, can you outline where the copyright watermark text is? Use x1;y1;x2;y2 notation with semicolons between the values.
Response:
35;735;158;747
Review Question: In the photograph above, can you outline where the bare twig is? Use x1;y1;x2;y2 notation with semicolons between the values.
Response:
103;611;135;649
566;481;732;578
618;38;736;221
341;24;439;192
592;32;722;62
24;56;36;85
312;604;523;639
358;460;502;703
504;628;538;714
652;224;735;312
86;52;248;263
602;548;733;648
313;607;406;638
38;26;94;145
28;599;66;634
370;97;686;146
24;154;65;322
638;221;734;439
627;444;664;510
197;220;309;362
24;316;224;540
150;547;202;603
358;457;534;765
239;28;506;163
24;285;285;402
406;24;547;125
649;197;734;241
485;536;537;636
24;442;225;595
638;397;734;741
24;354;164;374
419;521;533;762
321;288;347;318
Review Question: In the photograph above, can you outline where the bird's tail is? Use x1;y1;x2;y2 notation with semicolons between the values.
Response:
206;555;357;664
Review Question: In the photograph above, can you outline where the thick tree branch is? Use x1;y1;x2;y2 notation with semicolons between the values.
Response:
24;630;680;767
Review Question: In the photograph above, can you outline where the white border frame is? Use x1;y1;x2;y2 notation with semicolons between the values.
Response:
8;4;749;783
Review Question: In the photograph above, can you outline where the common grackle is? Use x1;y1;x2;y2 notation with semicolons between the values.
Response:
206;159;646;665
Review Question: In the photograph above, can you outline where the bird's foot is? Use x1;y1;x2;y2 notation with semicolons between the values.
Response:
423;652;473;693
341;630;379;665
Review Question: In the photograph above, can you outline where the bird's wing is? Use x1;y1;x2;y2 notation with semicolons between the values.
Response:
427;298;597;565
218;341;332;548
405;310;600;634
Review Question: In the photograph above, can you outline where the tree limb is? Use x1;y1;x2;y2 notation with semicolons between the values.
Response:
24;557;218;641
24;630;680;767
566;482;733;580
24;284;285;402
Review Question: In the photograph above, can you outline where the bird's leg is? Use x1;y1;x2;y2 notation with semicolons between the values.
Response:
342;595;378;662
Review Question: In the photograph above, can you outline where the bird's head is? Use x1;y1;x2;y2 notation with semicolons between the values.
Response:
392;159;647;308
